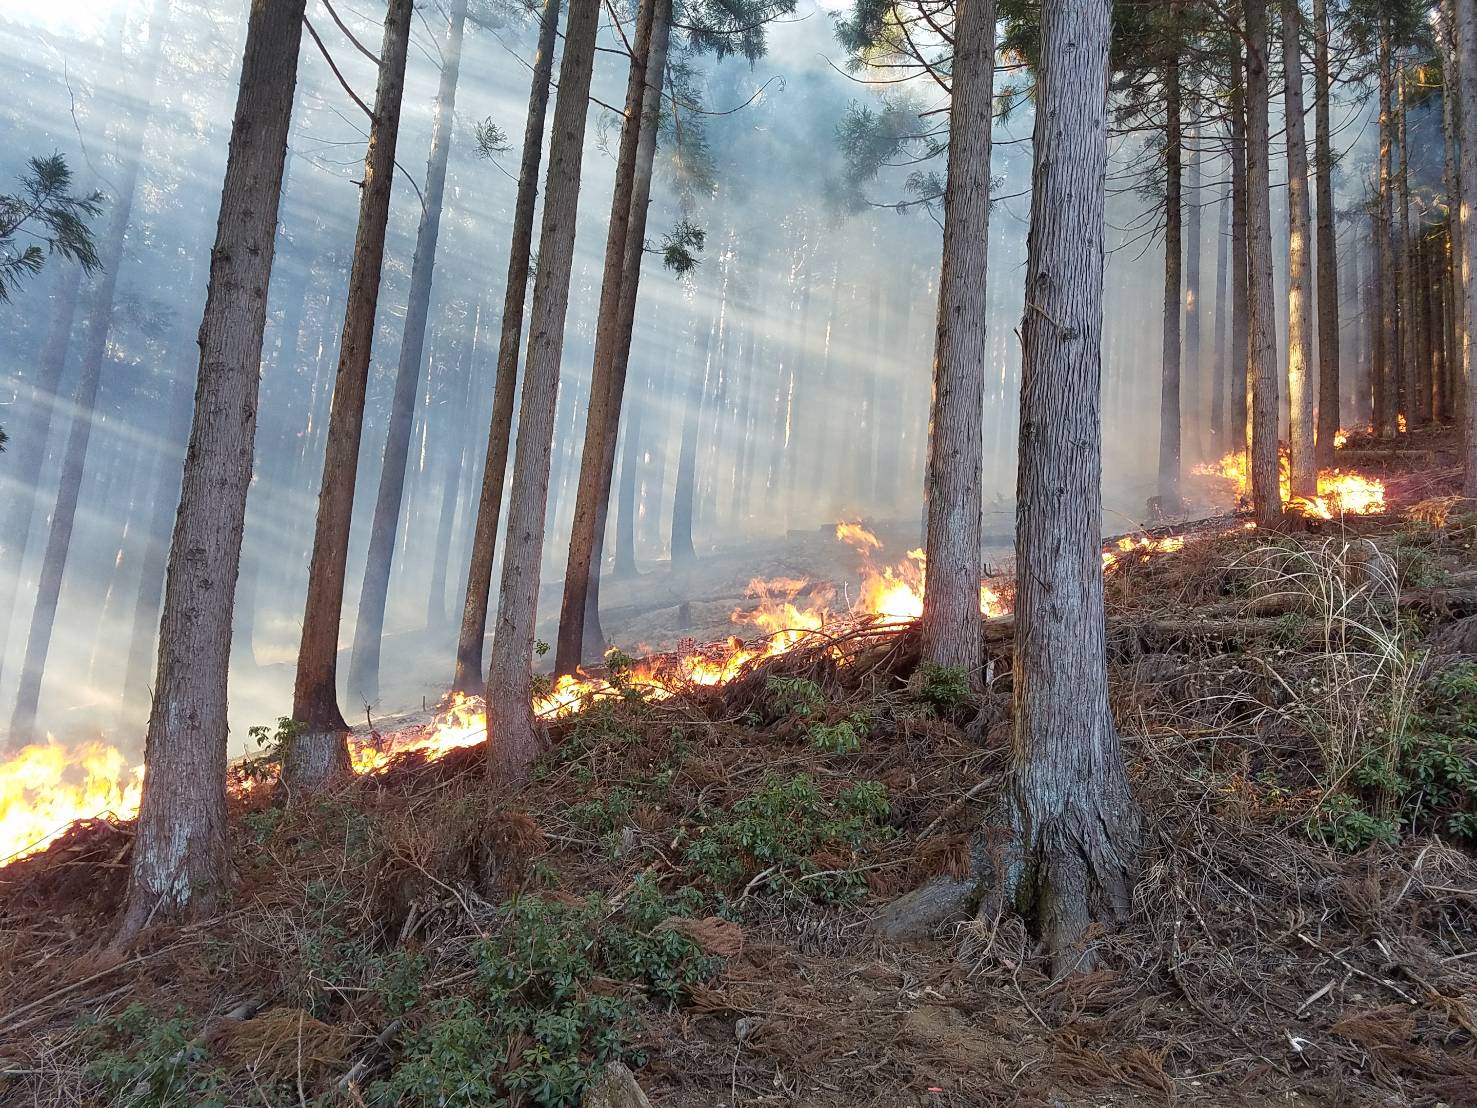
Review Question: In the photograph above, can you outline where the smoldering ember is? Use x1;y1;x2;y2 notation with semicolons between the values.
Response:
1;0;1475;1103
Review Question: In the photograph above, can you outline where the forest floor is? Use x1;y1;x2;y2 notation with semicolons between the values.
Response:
1;430;1475;1107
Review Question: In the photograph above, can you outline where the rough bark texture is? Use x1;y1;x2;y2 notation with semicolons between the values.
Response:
1459;0;1477;493
919;0;994;676
287;0;412;791
1210;185;1230;446
1443;0;1465;431
1229;74;1251;455
1158;26;1183;509
1283;0;1316;497
485;0;601;782
1375;21;1398;438
451;0;561;696
1396;69;1417;428
118;0;305;938
1183;128;1203;465
555;0;671;676
1313;0;1341;465
347;0;468;706
1008;0;1140;976
1245;0;1282;527
9;0;167;746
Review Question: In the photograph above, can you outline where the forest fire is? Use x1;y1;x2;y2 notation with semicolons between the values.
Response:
0;739;144;863
1192;449;1386;519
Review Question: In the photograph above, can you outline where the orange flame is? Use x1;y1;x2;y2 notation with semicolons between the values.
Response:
1191;449;1385;520
1;739;143;862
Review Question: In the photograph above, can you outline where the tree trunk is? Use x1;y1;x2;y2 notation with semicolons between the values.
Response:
8;0;167;747
919;0;994;676
286;0;412;791
1158;26;1183;510
1375;19;1398;438
1313;0;1341;464
1283;0;1316;497
450;0;561;696
1397;66;1419;429
1183;127;1203;467
117;0;305;939
485;0;601;782
121;342;198;716
1008;0;1140;976
555;0;673;675
1441;1;1464;430
1210;184;1230;447
1230;72;1251;456
670;319;714;567
1458;0;1477;493
1244;0;1282;527
428;311;479;630
0;265;82;698
347;0;468;706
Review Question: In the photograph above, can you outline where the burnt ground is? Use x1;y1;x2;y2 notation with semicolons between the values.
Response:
1;429;1475;1107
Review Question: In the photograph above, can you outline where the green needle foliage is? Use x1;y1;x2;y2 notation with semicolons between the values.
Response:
0;153;103;302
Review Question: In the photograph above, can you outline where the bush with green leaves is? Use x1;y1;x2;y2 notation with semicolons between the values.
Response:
682;773;892;902
914;661;972;716
765;674;826;719
807;713;869;755
79;1004;230;1107
373;880;718;1107
1311;662;1477;851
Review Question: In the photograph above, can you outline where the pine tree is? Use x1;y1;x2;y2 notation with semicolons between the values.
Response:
118;0;306;938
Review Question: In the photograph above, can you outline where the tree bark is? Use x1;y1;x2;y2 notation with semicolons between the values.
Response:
1283;0;1316;497
1441;0;1464;429
8;0;167;747
671;314;715;567
1183;127;1203;467
1244;0;1282;527
1229;71;1251;456
347;0;468;706
555;0;673;675
1008;0;1140;976
1313;0;1341;464
286;0;412;792
1457;0;1477;494
919;0;994;676
1210;184;1231;447
451;0;561;696
1375;19;1398;438
118;0;305;939
485;0;601;783
1158;19;1183;510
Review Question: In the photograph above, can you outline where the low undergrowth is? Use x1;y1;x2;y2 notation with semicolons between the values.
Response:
3;494;1477;1106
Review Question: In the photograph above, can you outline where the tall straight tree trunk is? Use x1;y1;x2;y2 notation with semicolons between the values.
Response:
0;265;82;697
1158;21;1183;510
555;0;673;675
919;0;994;676
1375;18;1398;438
1008;0;1139;975
1211;184;1231;446
8;0;167;747
611;361;649;579
451;0;561;696
1396;67;1417;428
1230;74;1251;456
1183;128;1203;467
286;0;413;791
1442;0;1465;428
1245;0;1282;527
1457;0;1477;493
485;0;601;781
1313;0;1341;463
1283;0;1316;496
428;309;479;629
118;0;305;938
670;319;713;567
347;0;468;706
121;341;198;716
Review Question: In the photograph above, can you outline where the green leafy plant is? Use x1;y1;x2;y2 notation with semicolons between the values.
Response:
682;773;892;903
914;662;972;716
807;713;869;755
765;675;825;719
79;1004;230;1107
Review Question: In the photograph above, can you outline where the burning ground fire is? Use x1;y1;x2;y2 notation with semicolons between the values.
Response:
1191;445;1385;520
0;505;1295;864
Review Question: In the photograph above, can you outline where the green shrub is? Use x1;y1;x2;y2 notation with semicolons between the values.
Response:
80;1004;230;1107
914;662;972;716
374;880;718;1107
807;713;869;755
765;675;826;719
682;773;892;903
